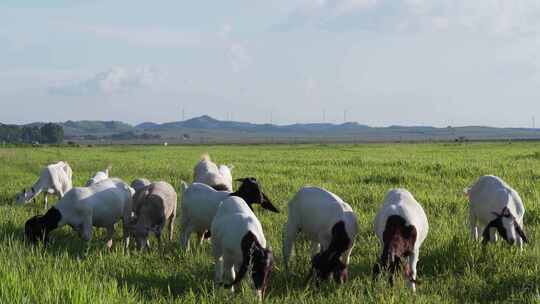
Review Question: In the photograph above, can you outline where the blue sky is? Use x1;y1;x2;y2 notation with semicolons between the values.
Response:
1;0;540;127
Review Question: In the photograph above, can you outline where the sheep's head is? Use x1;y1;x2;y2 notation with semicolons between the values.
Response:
483;207;528;245
235;177;279;213
15;188;33;205
373;215;417;284
252;246;274;300
125;219;155;250
24;207;61;245
25;214;46;243
306;221;351;285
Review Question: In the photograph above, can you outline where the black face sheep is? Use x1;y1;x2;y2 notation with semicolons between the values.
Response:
24;178;132;248
180;177;278;251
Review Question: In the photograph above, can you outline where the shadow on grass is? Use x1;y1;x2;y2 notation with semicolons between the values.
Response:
419;235;538;303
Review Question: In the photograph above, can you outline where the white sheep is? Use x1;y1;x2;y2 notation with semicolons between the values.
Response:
180;178;278;250
211;196;274;301
282;186;358;284
193;154;234;191
125;181;177;249
373;189;429;292
16;161;73;209
131;178;151;192
85;165;111;186
466;175;527;248
24;178;133;248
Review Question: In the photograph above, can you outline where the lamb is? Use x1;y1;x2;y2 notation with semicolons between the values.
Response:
193;154;234;191
131;178;151;192
211;196;274;301
24;178;132;248
372;189;429;292
125;181;177;249
16;161;73;209
85;165;111;186
180;177;278;250
465;175;528;248
282;186;358;284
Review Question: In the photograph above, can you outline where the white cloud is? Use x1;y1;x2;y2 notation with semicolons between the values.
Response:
49;66;159;96
85;26;202;48
277;0;540;34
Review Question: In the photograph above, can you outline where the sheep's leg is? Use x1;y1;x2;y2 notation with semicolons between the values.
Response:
517;235;524;251
223;259;236;293
469;210;478;241
167;215;175;241
212;243;223;285
198;232;206;246
406;249;419;292
489;227;498;242
180;223;194;251
341;242;354;266
105;226;115;249
283;220;298;272
43;193;48;210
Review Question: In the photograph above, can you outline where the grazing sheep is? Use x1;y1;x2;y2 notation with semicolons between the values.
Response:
125;181;177;249
466;175;527;248
85;165;111;186
282;186;358;284
193;154;234;191
131;178;151;192
16;161;73;209
24;178;132;248
373;189;429;292
211;196;273;301
180;177;278;250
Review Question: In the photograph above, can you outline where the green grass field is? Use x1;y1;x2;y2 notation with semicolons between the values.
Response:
1;143;539;303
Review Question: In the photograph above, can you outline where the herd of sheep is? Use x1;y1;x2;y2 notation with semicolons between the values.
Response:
16;155;528;301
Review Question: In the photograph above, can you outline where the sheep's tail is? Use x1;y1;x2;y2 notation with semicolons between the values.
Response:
224;231;258;288
180;181;189;194
201;153;211;162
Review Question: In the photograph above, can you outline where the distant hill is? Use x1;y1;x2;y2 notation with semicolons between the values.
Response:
136;115;371;134
6;116;540;143
62;120;134;136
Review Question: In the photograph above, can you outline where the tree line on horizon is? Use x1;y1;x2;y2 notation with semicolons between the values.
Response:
0;123;64;144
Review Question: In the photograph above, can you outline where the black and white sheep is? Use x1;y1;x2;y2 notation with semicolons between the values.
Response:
466;175;527;248
24;178;132;248
180;177;278;250
282;186;358;284
373;189;429;292
211;196;273;301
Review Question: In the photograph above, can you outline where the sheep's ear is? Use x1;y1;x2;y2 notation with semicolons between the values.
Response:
514;222;528;243
261;193;279;213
